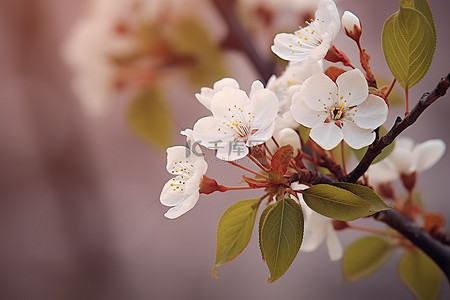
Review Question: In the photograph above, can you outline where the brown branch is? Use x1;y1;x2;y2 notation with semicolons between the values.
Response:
290;169;337;185
345;72;450;183
211;0;276;83
374;210;450;280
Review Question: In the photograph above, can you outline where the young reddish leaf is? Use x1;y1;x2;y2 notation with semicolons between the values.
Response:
271;145;294;174
242;175;269;189
213;199;260;278
424;213;445;234
342;236;393;281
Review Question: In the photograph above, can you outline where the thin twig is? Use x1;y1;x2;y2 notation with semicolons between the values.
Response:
210;0;276;83
374;210;450;280
345;72;450;183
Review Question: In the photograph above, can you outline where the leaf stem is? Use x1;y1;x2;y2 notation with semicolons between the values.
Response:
385;78;397;99
227;161;269;179
340;141;347;176
248;154;270;172
224;186;261;191
405;87;409;116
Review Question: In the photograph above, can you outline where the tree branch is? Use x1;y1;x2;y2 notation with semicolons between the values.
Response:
374;210;450;280
345;72;450;183
290;169;337;185
211;0;276;83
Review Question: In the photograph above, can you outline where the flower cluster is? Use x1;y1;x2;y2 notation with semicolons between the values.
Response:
160;0;392;252
149;0;447;288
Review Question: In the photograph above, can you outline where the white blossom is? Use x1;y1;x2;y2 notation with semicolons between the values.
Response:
291;69;388;150
268;61;323;114
342;10;361;40
271;0;340;66
368;137;446;185
193;80;279;161
160;146;208;219
195;78;240;111
302;206;343;261
293;183;343;261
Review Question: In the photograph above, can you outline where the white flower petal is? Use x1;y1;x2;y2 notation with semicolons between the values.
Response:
249;123;275;146
310;122;344;150
195;78;240;111
163;191;200;219
195;89;215;111
367;158;399;185
301;212;328;252
249;80;264;98
316;0;340;38
325;223;343;261
277;128;302;156
352;94;388;129
166;146;204;174
193;116;235;154
336;69;368;107
395;136;415;151
272;33;310;61
300;73;338;111
250;88;279;134
309;34;332;61
274;111;299;132
160;180;192;206
216;141;248;161
213;77;240;90
413;139;446;173
342;122;375;149
389;138;416;174
291;94;328;128
184;160;208;194
210;88;251;122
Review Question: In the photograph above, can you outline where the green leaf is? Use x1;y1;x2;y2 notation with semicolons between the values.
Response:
399;249;442;300
352;126;395;164
170;17;227;87
213;199;261;277
332;182;391;215
382;4;435;89
127;86;172;149
342;236;393;281
259;204;273;260
401;0;436;40
302;184;370;221
260;198;304;282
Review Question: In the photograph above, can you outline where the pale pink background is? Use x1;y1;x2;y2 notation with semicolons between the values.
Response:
0;0;449;299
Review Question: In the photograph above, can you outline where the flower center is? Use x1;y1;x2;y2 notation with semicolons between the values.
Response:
220;105;257;142
330;102;345;120
170;160;195;192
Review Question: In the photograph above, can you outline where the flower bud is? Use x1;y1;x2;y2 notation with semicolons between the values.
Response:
199;176;226;194
342;11;362;42
278;128;302;157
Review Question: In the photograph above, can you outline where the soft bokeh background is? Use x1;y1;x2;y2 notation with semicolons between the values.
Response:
0;0;449;299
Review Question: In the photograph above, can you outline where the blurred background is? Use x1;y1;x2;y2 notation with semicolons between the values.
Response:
0;0;449;299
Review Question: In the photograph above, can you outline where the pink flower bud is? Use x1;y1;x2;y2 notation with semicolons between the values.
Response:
342;11;362;41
